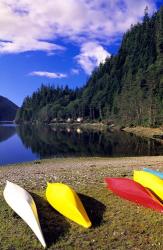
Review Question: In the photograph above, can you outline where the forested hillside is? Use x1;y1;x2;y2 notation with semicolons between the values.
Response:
0;96;18;121
16;7;163;127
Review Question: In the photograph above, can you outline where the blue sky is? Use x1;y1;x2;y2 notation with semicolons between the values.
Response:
0;0;162;106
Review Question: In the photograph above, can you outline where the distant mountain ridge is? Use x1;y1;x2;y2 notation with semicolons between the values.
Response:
0;96;18;121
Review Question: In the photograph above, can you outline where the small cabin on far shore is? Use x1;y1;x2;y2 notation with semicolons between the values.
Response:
67;118;73;123
76;117;83;123
51;118;57;123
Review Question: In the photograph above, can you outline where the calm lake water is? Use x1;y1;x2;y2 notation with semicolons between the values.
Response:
0;124;163;166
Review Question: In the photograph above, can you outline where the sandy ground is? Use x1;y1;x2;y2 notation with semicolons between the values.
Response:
0;156;163;190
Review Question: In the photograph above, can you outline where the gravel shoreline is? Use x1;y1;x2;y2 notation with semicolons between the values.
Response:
1;156;163;190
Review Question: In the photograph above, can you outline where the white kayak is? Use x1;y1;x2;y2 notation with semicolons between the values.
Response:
3;181;46;248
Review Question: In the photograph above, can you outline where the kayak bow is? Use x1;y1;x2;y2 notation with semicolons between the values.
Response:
3;181;46;248
46;182;91;228
105;178;163;212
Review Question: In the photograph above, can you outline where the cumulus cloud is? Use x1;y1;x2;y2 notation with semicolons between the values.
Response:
76;42;111;74
0;0;157;72
30;71;67;79
0;0;157;54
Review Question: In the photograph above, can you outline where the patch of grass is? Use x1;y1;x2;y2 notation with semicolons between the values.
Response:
0;182;162;250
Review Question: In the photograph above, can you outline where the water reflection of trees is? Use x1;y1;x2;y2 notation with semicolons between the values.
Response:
0;125;16;142
16;125;163;158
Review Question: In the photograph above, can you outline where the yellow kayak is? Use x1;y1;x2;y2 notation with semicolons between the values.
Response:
134;171;163;201
46;183;91;228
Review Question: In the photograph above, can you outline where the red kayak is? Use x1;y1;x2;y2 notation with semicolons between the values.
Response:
105;178;163;213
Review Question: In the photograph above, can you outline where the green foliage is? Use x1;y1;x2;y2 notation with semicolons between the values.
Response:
15;85;78;123
16;7;163;126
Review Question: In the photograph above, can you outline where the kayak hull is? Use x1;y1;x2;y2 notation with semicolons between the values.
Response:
3;181;46;248
46;183;91;228
105;178;163;212
134;171;163;201
143;168;163;179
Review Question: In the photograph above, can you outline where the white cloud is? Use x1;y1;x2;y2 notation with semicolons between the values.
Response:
71;68;80;75
30;71;67;79
0;40;64;54
76;42;111;74
0;0;157;54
